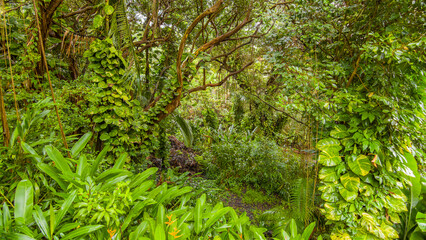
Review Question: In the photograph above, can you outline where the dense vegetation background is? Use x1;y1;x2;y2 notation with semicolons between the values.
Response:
0;0;425;239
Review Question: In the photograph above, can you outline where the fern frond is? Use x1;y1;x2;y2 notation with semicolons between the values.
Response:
289;177;317;225
110;0;142;86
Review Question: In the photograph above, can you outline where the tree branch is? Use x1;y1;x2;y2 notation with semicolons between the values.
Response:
187;61;254;94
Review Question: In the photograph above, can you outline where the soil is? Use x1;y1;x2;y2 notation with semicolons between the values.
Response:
168;136;200;174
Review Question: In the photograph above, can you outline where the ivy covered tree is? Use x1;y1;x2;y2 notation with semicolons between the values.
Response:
262;0;426;238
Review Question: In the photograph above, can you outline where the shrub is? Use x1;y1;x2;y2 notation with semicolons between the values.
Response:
203;136;300;196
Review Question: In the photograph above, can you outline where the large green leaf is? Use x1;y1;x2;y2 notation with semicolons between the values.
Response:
318;151;342;166
319;167;339;182
380;222;398;239
14;180;33;225
316;138;341;151
317;138;342;166
70;132;92;158
348;155;371;176
340;173;360;192
338;187;358;202
61;225;104;240
330;125;349;139
321;191;340;202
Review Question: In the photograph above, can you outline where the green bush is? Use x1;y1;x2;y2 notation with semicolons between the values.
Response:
202;136;300;196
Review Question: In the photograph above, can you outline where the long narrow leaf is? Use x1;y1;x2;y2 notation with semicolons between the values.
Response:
77;154;88;178
37;163;67;191
61;225;104;240
1;232;36;240
55;191;77;230
71;132;92;158
194;194;206;235
32;206;50;240
203;207;232;232
21;142;42;163
45;146;72;176
89;146;110;177
129;167;158;189
113;153;127;170
301;222;316;240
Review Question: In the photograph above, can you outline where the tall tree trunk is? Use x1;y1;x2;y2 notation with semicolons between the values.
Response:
35;0;63;77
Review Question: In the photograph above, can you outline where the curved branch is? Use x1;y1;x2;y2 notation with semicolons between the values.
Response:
187;61;254;95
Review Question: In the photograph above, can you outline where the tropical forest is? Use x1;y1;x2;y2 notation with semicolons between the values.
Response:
0;0;425;239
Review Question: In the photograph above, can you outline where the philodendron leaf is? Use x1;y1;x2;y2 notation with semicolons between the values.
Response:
318;150;342;166
14;180;34;225
330;125;349;139
104;5;114;15
317;138;341;151
317;138;342;166
348;155;371;176
380;222;398;239
340;172;360;192
338;187;358;202
319;167;339;182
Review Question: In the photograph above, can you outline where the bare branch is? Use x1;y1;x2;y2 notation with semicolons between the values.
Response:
60;6;94;18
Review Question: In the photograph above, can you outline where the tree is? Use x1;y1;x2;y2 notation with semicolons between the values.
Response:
263;0;425;238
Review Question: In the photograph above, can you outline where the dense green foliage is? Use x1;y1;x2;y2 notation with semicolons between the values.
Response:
1;0;425;239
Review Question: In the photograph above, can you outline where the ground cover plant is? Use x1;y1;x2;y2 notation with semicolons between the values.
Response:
1;0;425;239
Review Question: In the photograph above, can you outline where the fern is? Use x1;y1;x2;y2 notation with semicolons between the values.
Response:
289;177;318;226
109;0;142;89
174;114;193;148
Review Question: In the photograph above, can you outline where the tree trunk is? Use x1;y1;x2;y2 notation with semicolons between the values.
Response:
35;0;63;77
